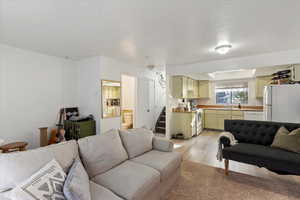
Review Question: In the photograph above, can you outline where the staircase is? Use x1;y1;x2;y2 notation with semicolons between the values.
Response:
155;107;166;135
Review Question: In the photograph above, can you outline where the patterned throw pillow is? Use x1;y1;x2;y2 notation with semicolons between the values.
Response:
11;159;66;200
63;158;91;200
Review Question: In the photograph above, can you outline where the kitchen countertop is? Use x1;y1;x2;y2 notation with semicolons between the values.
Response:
172;110;197;113
172;106;263;113
197;104;263;112
202;108;263;112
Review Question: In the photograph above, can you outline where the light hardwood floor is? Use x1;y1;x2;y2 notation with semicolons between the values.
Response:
173;130;300;185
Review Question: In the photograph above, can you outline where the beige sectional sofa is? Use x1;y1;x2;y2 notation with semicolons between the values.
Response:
0;128;182;200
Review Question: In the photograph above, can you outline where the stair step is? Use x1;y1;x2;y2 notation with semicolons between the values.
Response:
156;126;165;129
156;131;165;134
155;106;166;134
155;128;166;133
157;122;165;127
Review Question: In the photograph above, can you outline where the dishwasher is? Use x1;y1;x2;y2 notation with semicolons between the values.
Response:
244;111;264;121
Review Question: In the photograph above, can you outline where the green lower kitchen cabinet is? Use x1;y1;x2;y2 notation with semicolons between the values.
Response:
204;113;217;129
204;110;244;130
170;112;196;139
204;110;217;129
217;115;232;130
231;115;244;120
231;110;244;120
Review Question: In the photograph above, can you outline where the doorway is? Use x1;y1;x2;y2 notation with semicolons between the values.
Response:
121;74;136;130
136;77;156;130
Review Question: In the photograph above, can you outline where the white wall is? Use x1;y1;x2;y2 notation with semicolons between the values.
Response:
0;45;166;146
100;57;166;132
99;57;124;133
0;44;78;148
76;56;102;134
165;75;176;139
121;75;135;111
76;56;166;134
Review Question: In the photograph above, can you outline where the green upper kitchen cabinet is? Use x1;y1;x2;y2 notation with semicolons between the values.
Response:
187;77;194;91
172;76;198;98
198;80;211;98
171;76;210;99
193;80;199;98
186;77;194;98
171;76;188;98
187;77;200;98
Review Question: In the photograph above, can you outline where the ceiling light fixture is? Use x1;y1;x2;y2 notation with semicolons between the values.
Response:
215;44;232;55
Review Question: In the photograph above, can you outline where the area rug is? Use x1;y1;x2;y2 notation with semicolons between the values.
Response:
165;161;300;200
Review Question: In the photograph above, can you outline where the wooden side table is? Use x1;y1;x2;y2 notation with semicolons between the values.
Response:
0;142;28;153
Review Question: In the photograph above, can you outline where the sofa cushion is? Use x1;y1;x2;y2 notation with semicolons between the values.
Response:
92;161;160;200
119;129;153;159
90;181;123;200
152;137;174;152
0;140;78;192
223;143;300;174
127;128;154;135
64;158;91;200
78;129;128;178
131;150;182;181
271;127;300;153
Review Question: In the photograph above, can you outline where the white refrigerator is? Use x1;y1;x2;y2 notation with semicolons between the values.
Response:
264;85;300;123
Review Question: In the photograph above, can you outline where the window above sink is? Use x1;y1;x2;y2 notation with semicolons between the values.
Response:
216;87;248;105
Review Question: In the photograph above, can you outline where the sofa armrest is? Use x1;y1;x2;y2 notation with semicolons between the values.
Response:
153;137;174;152
220;136;231;148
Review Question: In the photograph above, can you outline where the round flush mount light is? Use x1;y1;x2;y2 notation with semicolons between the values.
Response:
215;44;232;55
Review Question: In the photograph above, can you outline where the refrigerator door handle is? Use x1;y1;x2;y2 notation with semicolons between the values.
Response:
264;86;272;106
264;105;272;121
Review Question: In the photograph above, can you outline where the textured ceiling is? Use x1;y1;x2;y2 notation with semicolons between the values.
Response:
1;0;300;65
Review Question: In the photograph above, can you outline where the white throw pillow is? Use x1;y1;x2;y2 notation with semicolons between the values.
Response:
63;158;91;200
11;159;66;200
119;128;153;159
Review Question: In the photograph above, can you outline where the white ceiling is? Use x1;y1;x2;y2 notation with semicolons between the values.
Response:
1;0;300;65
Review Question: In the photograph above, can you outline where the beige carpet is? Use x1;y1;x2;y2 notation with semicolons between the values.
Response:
166;161;300;200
